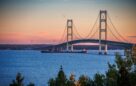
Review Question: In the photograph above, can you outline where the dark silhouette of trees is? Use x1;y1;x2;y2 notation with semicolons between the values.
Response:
129;68;136;86
78;75;88;86
10;72;24;86
67;73;76;86
118;66;130;86
9;73;35;86
115;53;132;86
48;52;136;86
93;73;105;86
48;78;56;86
67;79;76;86
48;66;68;86
55;65;67;86
78;75;93;86
106;63;118;86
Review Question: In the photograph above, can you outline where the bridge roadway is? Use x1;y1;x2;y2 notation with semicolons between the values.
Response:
46;39;135;50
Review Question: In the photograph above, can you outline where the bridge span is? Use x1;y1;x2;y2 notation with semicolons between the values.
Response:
45;39;134;50
42;10;135;54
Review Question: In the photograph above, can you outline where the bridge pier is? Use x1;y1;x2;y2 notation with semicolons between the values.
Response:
99;44;102;54
66;19;73;51
99;44;108;55
66;44;73;51
66;43;69;51
71;45;73;51
104;44;108;55
99;10;108;55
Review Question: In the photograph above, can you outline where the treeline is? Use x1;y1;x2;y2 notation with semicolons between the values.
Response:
48;53;136;86
9;72;34;86
9;53;136;86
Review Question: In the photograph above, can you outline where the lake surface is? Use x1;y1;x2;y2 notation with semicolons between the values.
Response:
0;50;124;86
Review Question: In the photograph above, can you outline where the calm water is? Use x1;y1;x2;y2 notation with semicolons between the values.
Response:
0;50;124;86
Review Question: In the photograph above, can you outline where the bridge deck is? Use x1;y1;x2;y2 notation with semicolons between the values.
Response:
46;39;135;49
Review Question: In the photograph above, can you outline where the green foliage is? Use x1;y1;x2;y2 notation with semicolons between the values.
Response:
115;52;133;71
55;66;67;86
106;63;118;86
10;73;24;86
78;75;92;86
48;66;68;86
47;53;136;86
93;73;105;86
129;71;136;86
78;75;87;86
48;78;56;86
115;53;124;69
115;53;133;86
67;80;76;86
118;66;130;86
67;73;76;86
9;73;35;86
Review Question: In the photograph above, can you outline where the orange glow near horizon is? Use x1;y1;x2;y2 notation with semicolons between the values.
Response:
0;0;136;44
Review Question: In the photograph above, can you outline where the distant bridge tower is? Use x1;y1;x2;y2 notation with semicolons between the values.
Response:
99;10;108;55
66;19;73;51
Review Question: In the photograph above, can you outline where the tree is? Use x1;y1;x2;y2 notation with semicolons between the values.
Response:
115;53;132;86
48;78;55;86
67;73;76;86
106;63;118;86
78;75;93;86
67;80;76;86
93;73;105;86
10;73;24;86
47;53;136;86
129;70;136;86
55;66;67;86
115;52;133;71
118;66;131;86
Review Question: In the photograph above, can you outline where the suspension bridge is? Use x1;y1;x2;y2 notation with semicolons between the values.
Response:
42;10;135;54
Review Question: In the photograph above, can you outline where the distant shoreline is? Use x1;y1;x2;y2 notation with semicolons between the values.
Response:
0;44;125;50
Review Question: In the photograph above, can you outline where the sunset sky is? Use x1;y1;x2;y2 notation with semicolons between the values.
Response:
0;0;136;44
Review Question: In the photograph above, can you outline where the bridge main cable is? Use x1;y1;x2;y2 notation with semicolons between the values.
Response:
107;24;121;41
58;25;67;44
85;14;99;38
73;23;84;39
107;13;130;43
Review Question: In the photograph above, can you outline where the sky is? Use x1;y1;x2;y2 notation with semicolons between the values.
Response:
0;0;136;44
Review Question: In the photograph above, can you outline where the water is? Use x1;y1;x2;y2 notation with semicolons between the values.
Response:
0;50;124;86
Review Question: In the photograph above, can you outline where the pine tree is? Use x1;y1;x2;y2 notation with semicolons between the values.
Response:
55;65;67;86
93;73;105;86
48;78;55;86
106;63;118;86
10;73;24;86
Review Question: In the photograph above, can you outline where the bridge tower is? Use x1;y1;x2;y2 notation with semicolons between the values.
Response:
66;19;73;51
99;10;108;55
